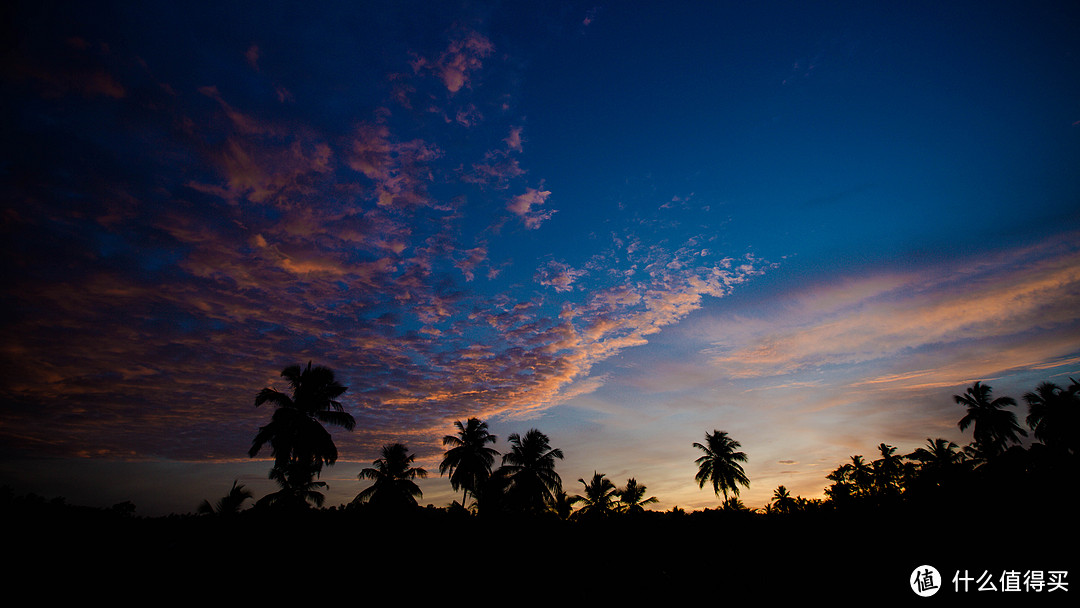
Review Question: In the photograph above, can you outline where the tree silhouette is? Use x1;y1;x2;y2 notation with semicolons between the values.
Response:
249;362;355;484
955;381;1026;458
906;437;966;493
693;430;749;501
1024;380;1079;456
550;489;581;521
827;455;874;500
617;478;658;514
355;443;428;510
256;462;327;510
439;418;499;509
771;485;797;514
197;480;253;515
497;429;564;515
872;443;903;497
721;497;748;512
574;472;619;519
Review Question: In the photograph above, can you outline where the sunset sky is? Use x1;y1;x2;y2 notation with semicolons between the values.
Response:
2;1;1079;516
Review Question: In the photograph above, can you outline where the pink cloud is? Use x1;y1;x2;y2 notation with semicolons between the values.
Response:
412;30;494;94
507;187;555;229
504;126;524;152
536;261;587;292
347;123;443;208
707;236;1080;381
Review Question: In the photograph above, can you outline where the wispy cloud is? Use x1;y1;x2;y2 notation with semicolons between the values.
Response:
507;187;555;229
707;235;1080;384
411;30;494;94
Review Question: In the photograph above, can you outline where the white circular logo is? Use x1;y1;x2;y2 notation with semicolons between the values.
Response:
910;565;942;597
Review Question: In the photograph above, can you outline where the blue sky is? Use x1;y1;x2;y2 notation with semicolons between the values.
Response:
2;1;1079;515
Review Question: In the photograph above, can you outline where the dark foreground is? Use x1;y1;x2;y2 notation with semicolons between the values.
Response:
6;497;1074;603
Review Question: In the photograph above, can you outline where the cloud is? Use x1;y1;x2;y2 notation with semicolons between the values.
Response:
347;122;443;208
707;235;1080;383
507;187;555;229
536;261;587;292
411;30;494;94
504;127;524;152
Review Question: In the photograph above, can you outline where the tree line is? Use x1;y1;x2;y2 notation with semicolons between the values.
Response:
226;362;1076;519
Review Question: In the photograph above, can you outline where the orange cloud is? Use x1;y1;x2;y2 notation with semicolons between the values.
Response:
411;30;494;94
507;187;555;229
708;236;1080;381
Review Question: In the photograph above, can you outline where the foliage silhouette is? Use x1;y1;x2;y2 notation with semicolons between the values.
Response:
496;429;564;515
573;472;619;520
1024;379;1079;456
249;362;355;486
197;480;253;515
955;381;1026;459
771;485;796;514
904;437;967;495
256;462;327;510
439;418;499;509
617;478;658;514
550;489;581;521
693;430;749;502
721;497;748;512
355;443;428;510
871;443;903;497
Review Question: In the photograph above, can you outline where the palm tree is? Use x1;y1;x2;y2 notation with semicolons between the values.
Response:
907;438;964;470
249;362;356;480
550;489;581;521
497;429;564;515
256;462;327;510
617;478;658;514
906;437;966;492
1024;380;1079;455
721;497;748;512
872;443;903;496
574;472;620;519
197;480;253;515
693;430;750;501
439;418;499;508
354;443;428;510
955;381;1026;458
771;485;797;514
824;465;856;503
845;454;875;497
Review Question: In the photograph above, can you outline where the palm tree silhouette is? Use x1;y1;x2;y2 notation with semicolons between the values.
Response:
355;443;428;509
906;437;966;492
907;438;964;470
249;362;356;480
550;489;581;520
771;485;796;513
617;478;658;514
721;497;748;512
845;454;874;497
197;480;253;515
497;429;564;515
872;443;903;496
955;381;1026;458
693;430;749;501
256;461;327;510
574;472;619;519
439;418;499;509
1024;380;1079;455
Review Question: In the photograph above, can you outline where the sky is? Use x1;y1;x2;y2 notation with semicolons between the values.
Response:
2;1;1079;516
